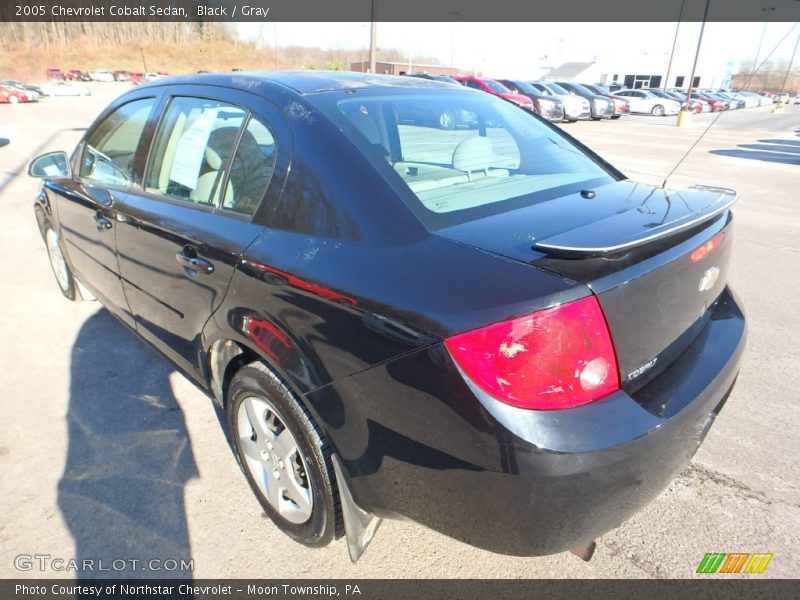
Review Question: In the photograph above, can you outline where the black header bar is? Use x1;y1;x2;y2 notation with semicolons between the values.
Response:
2;0;800;23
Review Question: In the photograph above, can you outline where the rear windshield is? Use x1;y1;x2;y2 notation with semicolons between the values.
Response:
319;90;616;228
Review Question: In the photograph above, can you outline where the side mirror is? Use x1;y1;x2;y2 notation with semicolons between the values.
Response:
28;151;71;179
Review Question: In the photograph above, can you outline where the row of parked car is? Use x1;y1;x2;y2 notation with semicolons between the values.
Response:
0;79;91;102
406;73;781;124
45;68;168;84
0;68;173;104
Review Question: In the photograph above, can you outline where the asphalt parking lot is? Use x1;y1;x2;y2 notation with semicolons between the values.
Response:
0;83;798;578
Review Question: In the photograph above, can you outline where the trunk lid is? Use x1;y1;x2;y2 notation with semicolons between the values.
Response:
436;180;737;391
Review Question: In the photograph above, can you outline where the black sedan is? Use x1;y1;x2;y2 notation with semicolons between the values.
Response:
29;71;745;561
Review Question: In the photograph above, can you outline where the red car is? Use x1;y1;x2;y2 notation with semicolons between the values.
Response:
581;84;630;119
454;76;535;111
66;69;91;82
647;89;704;113
0;85;30;104
46;68;65;81
691;92;724;111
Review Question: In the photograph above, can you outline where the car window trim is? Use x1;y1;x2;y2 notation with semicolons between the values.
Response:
78;94;161;192
141;93;252;215
135;83;294;227
215;111;279;221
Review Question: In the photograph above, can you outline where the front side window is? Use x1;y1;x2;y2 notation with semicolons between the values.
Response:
328;91;614;228
80;98;155;187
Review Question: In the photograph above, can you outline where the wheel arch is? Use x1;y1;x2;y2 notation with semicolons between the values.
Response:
207;337;260;410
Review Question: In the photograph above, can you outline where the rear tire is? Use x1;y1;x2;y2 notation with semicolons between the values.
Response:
43;222;78;301
227;362;342;547
651;104;665;116
9;95;19;105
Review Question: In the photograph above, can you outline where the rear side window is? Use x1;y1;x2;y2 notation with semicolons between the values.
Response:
145;97;246;207
145;97;276;215
331;93;613;224
80;98;155;187
221;115;277;215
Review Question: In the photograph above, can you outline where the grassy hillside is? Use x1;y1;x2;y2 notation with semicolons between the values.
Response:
0;31;442;83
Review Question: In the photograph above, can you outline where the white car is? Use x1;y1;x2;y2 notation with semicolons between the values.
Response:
143;72;165;83
733;92;762;108
529;81;591;121
39;81;91;97
88;70;115;82
614;89;681;116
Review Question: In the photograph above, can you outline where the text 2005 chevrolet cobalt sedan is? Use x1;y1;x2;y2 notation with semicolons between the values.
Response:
29;72;745;560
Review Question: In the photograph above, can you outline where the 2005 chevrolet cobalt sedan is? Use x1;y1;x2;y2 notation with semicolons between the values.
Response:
29;71;745;561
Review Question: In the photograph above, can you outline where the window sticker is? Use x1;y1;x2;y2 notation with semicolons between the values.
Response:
169;107;219;189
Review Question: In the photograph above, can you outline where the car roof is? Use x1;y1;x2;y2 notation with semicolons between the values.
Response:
143;70;454;95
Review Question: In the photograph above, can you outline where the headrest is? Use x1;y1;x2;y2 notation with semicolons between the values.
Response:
205;146;223;170
452;136;493;174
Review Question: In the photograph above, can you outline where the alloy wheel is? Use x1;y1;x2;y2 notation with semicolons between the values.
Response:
438;110;456;130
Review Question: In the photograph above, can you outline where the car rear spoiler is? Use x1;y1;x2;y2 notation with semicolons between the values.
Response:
532;185;738;258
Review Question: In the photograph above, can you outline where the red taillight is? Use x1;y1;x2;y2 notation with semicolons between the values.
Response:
690;232;725;262
445;295;619;410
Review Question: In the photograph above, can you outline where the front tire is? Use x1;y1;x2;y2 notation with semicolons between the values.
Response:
651;104;665;116
9;95;19;104
438;109;457;130
227;362;342;547
43;223;78;301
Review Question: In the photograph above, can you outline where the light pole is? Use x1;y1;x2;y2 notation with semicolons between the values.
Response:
368;0;377;74
449;11;459;69
677;0;711;126
777;31;800;107
748;7;776;90
663;0;686;89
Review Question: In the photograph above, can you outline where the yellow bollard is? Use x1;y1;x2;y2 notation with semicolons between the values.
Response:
676;110;692;127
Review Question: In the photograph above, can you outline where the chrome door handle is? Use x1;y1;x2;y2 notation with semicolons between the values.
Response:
176;250;214;275
93;213;112;231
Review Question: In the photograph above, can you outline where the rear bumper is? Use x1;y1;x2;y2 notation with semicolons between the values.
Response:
314;287;745;556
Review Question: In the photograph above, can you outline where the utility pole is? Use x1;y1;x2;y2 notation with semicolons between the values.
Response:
778;31;800;105
368;0;377;74
749;7;776;90
663;0;686;89
449;11;459;69
677;0;711;126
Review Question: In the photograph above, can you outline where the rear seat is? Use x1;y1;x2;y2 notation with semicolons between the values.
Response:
395;136;509;193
